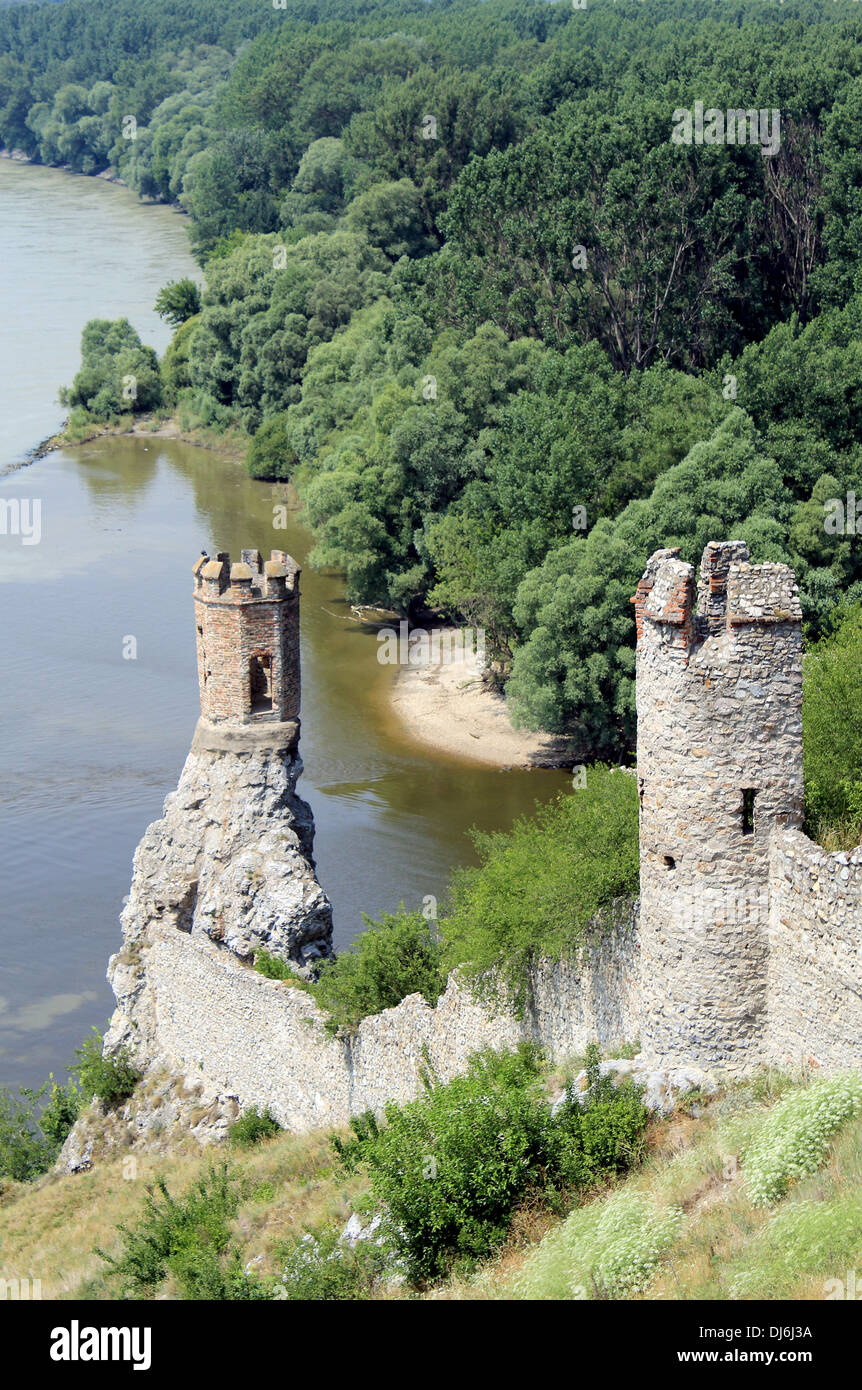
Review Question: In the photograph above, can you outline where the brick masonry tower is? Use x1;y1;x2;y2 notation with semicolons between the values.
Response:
191;548;301;753
634;541;804;1072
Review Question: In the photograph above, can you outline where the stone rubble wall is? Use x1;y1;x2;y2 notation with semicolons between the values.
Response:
138;900;640;1135
765;829;862;1071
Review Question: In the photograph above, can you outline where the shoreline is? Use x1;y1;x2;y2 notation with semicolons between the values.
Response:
10;411;563;772
388;631;572;770
3;411;249;475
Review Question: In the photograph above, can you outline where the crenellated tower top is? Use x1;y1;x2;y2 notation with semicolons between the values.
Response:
192;548;301;752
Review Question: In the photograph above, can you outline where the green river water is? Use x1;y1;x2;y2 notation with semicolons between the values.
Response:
0;159;568;1089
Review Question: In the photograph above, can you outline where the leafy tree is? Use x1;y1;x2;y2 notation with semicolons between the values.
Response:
803;606;862;848
506;412;806;752
161;314;200;406
441;767;639;1010
61;319;162;419
344;178;432;260
437;97;757;371
155;277;202;327
246;412;296;480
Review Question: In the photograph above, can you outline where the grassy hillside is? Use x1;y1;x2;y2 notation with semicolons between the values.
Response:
2;1058;860;1301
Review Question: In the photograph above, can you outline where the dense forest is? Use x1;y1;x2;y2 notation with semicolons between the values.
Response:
6;0;862;762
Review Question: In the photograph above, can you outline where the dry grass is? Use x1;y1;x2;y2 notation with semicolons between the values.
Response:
3;1070;860;1302
0;1125;365;1300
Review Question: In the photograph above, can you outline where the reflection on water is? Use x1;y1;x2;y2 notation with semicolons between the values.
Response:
0;160;569;1090
0;439;568;1087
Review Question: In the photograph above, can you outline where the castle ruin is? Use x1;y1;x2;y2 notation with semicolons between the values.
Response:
635;541;804;1071
63;540;862;1164
192;548;301;739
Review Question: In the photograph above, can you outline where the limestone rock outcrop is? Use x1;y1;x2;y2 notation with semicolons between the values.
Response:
104;742;333;1072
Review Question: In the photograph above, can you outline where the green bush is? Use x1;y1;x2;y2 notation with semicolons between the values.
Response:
246;412;297;481
311;907;446;1037
803;605;862;848
273;1227;384;1301
72;1029;140;1107
97;1162;268;1300
0;1075;83;1182
440;767;639;1011
39;1077;83;1148
253;949;306;984
60;318;162;419
0;1086;56;1182
333;1043;649;1284
229;1107;281;1150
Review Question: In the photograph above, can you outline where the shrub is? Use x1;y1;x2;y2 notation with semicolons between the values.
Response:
253;949;305;984
0;1086;56;1182
332;1043;649;1284
176;388;236;434
273;1227;384;1300
440;767;639;1011
72;1029;140;1107
311;907;446;1036
246;412;297;480
229;1107;281;1149
39;1077;83;1148
97;1162;267;1300
0;1075;83;1182
514;1189;683;1300
740;1074;862;1207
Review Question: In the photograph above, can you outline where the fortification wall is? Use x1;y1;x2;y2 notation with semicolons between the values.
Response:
635;543;804;1072
765;829;862;1071
140;901;640;1134
82;538;862;1170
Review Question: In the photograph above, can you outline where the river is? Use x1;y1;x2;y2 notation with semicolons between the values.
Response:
0;160;568;1091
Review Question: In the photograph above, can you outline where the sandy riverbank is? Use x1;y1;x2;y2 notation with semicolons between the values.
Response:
25;412;565;770
389;631;571;769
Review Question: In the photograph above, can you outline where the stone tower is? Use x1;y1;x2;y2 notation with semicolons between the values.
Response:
634;541;804;1072
104;545;333;1086
192;548;301;752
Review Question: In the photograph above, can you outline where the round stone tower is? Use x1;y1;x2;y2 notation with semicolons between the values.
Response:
192;547;301;753
634;541;804;1072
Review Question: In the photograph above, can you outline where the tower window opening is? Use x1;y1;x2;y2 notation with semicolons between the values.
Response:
742;788;757;836
663;855;675;870
638;777;644;808
250;653;273;713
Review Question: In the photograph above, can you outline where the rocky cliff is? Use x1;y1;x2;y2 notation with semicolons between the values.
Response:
104;741;333;1073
